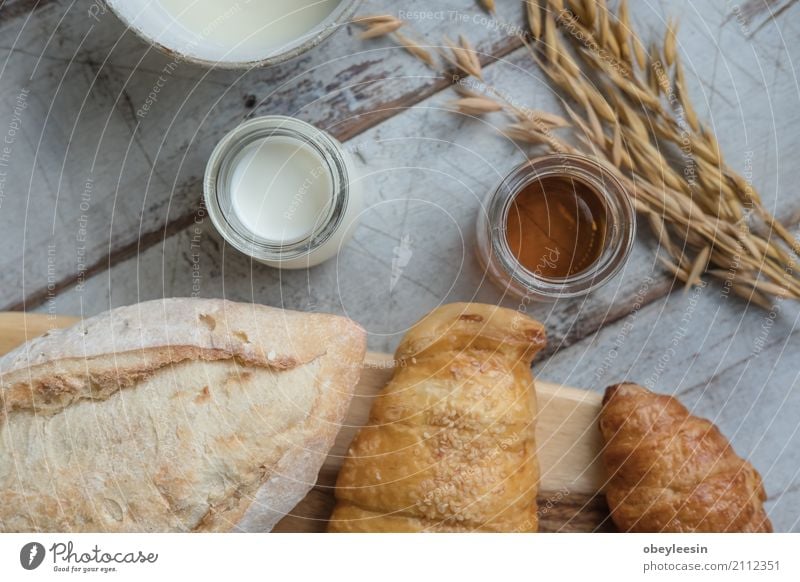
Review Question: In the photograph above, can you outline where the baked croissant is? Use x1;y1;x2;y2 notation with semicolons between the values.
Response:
600;383;772;532
329;303;546;532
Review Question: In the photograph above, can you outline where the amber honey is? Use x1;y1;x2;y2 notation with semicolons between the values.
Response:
505;175;607;278
476;155;635;300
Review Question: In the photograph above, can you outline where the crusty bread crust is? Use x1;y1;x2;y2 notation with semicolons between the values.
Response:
0;298;366;532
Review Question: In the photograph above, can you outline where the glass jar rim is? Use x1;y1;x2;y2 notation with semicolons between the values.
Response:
488;154;636;299
203;115;351;263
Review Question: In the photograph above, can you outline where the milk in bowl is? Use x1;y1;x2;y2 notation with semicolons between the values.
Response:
105;0;352;67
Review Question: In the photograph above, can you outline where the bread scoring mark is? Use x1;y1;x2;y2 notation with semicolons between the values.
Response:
3;369;150;416
1;347;305;418
262;351;300;370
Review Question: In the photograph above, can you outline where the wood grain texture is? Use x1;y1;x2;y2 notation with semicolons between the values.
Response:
273;487;613;533
734;0;799;37
30;0;800;352
0;0;527;312
4;0;800;314
3;0;799;532
0;312;610;532
0;312;79;354
541;281;800;532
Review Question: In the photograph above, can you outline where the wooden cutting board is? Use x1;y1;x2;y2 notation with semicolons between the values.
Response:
0;312;613;532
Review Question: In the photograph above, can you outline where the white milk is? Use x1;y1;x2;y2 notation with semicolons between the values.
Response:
229;137;333;244
205;116;361;269
159;0;340;56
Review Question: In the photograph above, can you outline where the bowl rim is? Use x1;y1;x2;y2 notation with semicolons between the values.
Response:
102;0;362;69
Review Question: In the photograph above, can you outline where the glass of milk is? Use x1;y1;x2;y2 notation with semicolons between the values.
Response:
204;116;362;269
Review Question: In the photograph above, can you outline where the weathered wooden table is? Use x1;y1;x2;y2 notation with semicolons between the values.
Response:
1;0;798;531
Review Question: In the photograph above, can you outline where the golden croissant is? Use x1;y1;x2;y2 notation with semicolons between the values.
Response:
600;383;772;532
329;303;546;532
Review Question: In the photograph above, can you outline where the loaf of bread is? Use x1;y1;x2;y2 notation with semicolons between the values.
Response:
600;383;772;532
329;303;546;532
0;298;366;532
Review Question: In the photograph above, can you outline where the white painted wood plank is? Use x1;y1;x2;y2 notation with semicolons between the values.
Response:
35;47;674;353
0;0;529;310
39;0;800;346
4;0;800;312
733;0;799;38
14;0;800;533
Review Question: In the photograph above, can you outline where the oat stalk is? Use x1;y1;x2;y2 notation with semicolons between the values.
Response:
441;35;484;80
353;6;800;307
353;15;435;65
526;0;800;306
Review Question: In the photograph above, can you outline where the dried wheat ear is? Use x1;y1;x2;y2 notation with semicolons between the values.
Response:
354;3;800;307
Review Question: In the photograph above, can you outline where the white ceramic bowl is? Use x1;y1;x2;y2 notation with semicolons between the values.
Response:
104;0;361;68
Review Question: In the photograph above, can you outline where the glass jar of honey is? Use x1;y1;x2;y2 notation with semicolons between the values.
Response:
476;154;636;300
